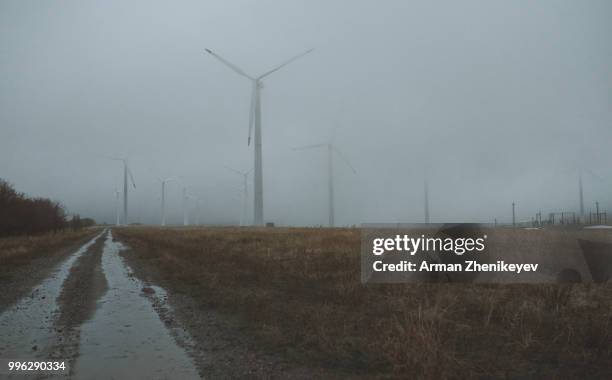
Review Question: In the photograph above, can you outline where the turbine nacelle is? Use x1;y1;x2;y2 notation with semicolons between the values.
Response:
293;142;357;174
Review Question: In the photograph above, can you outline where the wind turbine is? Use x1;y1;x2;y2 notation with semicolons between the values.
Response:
108;157;136;225
182;185;189;226
224;166;253;226
563;166;610;224
205;47;313;226
114;188;120;226
158;177;178;226
187;194;203;226
294;142;356;227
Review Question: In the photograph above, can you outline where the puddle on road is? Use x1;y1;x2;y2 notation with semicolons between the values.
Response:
0;231;106;361
73;231;200;379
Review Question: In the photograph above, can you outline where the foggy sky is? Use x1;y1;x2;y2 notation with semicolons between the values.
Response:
1;0;611;226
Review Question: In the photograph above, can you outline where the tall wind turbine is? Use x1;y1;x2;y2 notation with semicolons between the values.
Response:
294;143;356;227
205;48;313;226
108;157;136;225
158;177;178;226
225;166;253;226
114;188;120;226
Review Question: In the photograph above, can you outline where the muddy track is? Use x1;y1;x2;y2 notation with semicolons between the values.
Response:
1;229;199;378
47;233;108;371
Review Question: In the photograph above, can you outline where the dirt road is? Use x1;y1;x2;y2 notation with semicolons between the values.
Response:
0;230;200;379
0;229;337;379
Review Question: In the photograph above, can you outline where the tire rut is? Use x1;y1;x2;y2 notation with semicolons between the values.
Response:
46;232;108;373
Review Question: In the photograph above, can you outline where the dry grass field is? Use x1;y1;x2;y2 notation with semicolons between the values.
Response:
0;228;100;309
114;227;612;378
0;229;98;268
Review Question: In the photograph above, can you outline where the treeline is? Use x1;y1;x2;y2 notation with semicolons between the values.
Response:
0;179;95;237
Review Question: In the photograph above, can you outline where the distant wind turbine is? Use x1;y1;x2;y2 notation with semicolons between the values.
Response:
114;188;120;226
158;177;178;226
182;185;189;226
565;167;610;223
187;194;203;225
294;142;356;227
205;47;313;226
107;157;136;225
224;166;253;226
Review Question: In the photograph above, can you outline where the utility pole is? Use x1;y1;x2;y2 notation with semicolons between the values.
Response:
512;202;516;228
424;176;430;224
161;181;166;226
596;201;600;224
123;163;128;225
328;143;334;227
579;174;585;223
537;210;542;225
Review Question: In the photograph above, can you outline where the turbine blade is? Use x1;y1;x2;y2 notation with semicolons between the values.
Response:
224;165;243;176
333;146;357;174
293;143;326;151
100;154;123;161
205;49;254;80
257;48;314;80
330;122;340;144
127;166;136;188
585;168;611;184
248;82;256;146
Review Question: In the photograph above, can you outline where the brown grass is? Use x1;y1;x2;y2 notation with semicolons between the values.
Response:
0;228;98;267
115;227;612;379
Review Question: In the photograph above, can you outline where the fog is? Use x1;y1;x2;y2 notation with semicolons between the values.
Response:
1;0;611;226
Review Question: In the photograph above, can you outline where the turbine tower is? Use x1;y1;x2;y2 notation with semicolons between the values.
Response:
114;188;120;226
187;194;203;226
225;166;253;226
182;186;189;226
294;143;356;227
108;157;136;225
205;48;313;225
158;177;178;226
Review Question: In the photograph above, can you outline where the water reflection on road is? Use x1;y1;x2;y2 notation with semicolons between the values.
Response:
73;231;199;379
0;232;104;362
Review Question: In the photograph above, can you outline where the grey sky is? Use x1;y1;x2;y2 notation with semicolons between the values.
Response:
1;0;611;226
